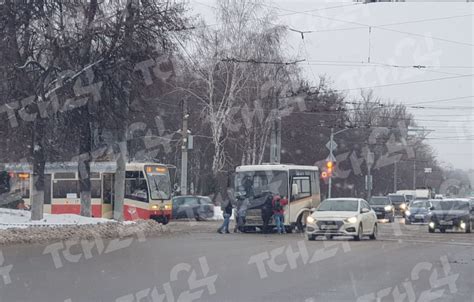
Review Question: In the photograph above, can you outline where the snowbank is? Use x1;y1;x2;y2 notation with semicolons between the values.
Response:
0;219;169;246
212;206;234;220
0;208;111;230
0;209;170;246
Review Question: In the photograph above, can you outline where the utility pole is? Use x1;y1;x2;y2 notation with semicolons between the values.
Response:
366;151;374;200
328;128;334;198
180;99;189;195
393;161;397;193
412;156;416;190
270;97;281;164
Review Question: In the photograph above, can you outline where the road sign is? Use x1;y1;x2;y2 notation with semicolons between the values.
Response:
326;140;338;151
424;168;432;173
366;151;374;166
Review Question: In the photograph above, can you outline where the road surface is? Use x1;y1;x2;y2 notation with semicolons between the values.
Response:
0;220;473;302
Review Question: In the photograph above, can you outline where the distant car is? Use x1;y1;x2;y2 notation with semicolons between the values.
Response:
405;200;433;224
388;194;408;217
368;196;394;223
306;198;377;241
428;199;472;233
172;196;214;221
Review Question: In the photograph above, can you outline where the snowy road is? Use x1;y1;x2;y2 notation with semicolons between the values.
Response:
0;221;473;302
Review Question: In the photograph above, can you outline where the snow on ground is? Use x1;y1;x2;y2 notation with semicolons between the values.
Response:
212;206;234;220
0;208;112;230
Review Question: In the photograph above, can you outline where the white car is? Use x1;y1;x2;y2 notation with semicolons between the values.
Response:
306;198;378;241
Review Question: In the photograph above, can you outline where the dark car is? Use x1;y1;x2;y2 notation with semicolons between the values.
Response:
172;196;214;221
405;200;432;224
368;196;394;222
388;194;408;217
428;199;472;233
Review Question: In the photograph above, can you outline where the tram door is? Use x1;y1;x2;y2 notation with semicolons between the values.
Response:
102;173;114;218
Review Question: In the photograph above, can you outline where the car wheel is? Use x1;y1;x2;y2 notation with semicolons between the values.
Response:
465;221;471;233
354;224;363;241
307;234;316;241
369;224;377;240
389;216;395;223
405;219;411;225
440;228;446;233
428;227;435;233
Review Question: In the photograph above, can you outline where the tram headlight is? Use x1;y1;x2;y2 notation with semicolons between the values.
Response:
151;204;159;210
164;204;172;210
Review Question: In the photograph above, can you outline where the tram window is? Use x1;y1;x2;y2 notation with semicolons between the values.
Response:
91;180;101;199
0;172;10;194
18;176;30;199
54;172;76;179
53;180;78;198
90;173;100;179
125;171;148;203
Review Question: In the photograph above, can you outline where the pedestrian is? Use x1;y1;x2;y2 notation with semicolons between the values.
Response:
261;193;273;233
272;195;288;234
236;197;249;232
217;199;233;234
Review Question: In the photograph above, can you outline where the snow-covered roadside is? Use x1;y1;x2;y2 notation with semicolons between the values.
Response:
0;208;111;230
212;206;234;220
0;209;170;246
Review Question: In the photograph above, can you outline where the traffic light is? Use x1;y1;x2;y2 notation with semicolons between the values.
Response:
326;161;335;177
321;171;328;179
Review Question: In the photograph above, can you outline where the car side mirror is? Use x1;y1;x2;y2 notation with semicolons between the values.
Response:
361;208;370;213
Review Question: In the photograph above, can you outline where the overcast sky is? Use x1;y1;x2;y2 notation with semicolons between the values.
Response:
189;0;474;171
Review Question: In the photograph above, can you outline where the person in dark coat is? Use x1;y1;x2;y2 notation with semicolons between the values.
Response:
261;193;273;233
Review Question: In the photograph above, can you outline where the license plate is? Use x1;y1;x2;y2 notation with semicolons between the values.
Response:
320;225;338;230
415;215;424;219
440;221;453;226
375;212;382;215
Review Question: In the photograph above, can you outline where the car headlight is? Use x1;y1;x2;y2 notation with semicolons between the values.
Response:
405;210;411;217
307;216;316;224
384;205;393;212
345;216;358;224
429;222;435;229
460;221;466;229
400;203;407;210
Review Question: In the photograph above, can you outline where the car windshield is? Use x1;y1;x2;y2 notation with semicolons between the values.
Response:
432;200;470;211
389;195;405;204
369;197;390;205
411;201;428;208
200;197;212;204
317;199;359;212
